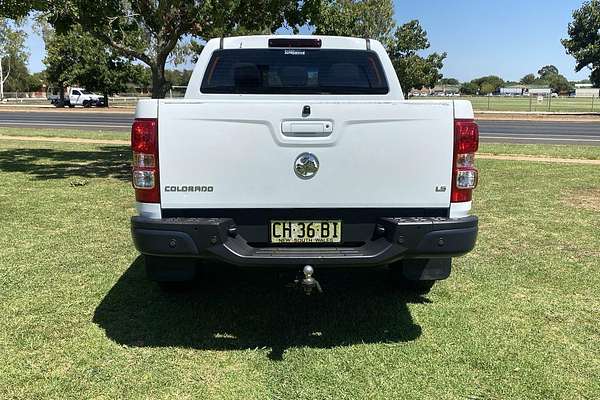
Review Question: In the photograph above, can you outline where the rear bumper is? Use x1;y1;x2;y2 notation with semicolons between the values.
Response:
131;214;478;267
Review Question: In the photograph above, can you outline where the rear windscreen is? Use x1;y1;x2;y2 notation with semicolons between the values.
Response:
200;49;389;95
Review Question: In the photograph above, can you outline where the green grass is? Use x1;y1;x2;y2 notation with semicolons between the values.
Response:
0;126;128;141
0;139;599;399
480;143;600;160
412;96;600;113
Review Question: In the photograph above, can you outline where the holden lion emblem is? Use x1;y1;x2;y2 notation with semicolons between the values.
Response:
294;152;319;179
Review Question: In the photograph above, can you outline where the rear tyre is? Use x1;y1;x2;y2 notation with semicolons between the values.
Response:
144;256;198;290
82;100;91;108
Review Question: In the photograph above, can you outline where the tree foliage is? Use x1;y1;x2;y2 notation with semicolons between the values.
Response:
14;0;446;98
469;75;505;94
20;0;309;98
459;82;479;95
562;0;600;87
439;78;459;85
307;1;445;97
519;66;574;94
0;0;45;18
44;27;142;106
0;18;28;98
387;20;446;96
520;73;536;85
537;65;559;79
544;71;573;94
309;0;395;44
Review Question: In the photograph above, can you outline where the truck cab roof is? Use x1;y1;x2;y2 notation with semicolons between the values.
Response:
215;35;380;50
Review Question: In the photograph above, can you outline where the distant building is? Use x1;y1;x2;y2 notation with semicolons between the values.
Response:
409;84;460;97
575;83;599;97
500;86;526;95
528;87;552;96
431;84;460;95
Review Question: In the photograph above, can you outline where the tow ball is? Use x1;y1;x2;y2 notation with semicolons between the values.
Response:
297;265;323;295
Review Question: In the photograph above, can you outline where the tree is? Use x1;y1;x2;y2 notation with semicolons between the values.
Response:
306;1;445;97
388;20;446;97
131;65;152;94
563;0;600;87
471;75;504;93
27;0;309;98
546;73;573;94
309;0;395;45
537;65;559;79
520;73;536;85
0;18;28;99
479;82;496;95
3;54;30;93
0;1;48;18
440;78;459;85
460;82;479;95
27;71;47;92
45;28;140;106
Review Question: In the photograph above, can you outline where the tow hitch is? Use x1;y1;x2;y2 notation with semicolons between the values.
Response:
297;265;323;295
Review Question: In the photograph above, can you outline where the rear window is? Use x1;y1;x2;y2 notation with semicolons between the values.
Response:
201;49;389;95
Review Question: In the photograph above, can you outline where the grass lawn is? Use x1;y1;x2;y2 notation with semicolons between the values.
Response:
479;143;600;160
0;126;128;141
412;96;600;113
0;138;599;399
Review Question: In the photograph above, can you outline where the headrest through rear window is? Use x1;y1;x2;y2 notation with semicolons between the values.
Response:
320;63;368;88
233;63;261;88
279;66;308;87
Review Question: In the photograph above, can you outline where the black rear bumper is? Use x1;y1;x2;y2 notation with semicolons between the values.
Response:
131;214;478;267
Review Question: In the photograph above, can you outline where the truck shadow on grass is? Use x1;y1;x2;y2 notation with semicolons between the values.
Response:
94;257;426;360
0;146;131;181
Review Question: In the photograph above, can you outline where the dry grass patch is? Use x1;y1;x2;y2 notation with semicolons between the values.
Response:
563;188;600;211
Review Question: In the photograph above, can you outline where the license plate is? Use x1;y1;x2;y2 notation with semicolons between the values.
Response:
270;220;342;243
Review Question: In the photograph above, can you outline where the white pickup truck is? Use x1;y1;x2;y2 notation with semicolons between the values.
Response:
130;35;479;294
48;87;103;108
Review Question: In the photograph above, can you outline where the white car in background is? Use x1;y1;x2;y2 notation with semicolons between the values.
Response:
48;87;104;108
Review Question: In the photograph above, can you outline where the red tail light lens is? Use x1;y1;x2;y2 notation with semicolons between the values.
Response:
131;118;159;203
454;119;479;153
451;119;479;203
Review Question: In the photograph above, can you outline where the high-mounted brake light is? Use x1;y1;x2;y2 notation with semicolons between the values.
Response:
131;118;159;203
451;119;479;203
268;38;322;48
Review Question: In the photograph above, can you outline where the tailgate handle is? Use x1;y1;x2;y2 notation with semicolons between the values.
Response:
281;120;333;135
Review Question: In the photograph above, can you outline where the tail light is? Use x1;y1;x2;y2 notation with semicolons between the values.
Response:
131;118;159;203
451;119;479;203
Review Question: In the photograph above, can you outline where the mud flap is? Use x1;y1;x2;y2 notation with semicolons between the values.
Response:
400;258;451;281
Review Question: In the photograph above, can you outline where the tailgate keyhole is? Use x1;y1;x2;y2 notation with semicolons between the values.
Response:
302;105;311;117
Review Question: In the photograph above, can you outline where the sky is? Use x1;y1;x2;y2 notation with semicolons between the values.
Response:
24;0;590;82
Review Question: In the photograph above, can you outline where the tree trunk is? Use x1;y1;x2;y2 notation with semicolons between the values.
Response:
57;83;65;108
151;64;169;99
103;92;109;107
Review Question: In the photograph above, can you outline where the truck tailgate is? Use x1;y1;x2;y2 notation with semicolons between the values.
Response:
158;100;454;209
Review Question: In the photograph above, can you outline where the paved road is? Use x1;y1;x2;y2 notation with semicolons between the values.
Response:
1;110;599;145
